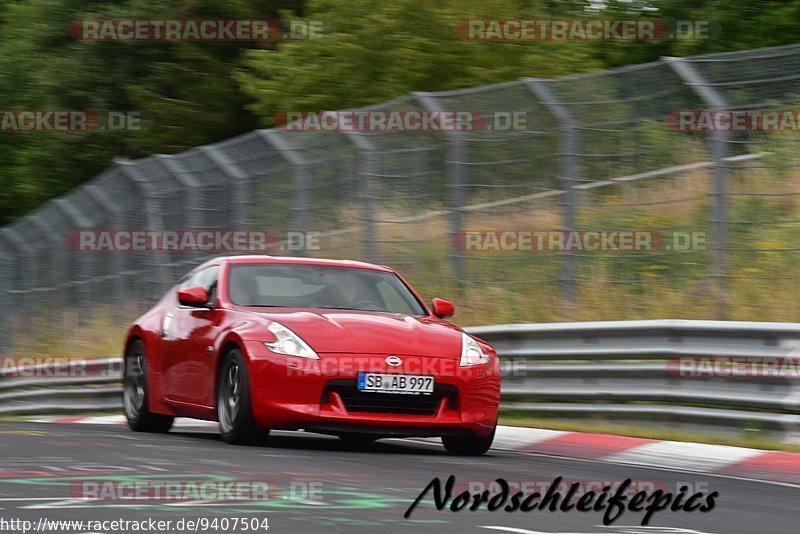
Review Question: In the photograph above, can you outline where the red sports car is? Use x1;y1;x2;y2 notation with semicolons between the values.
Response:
123;255;500;455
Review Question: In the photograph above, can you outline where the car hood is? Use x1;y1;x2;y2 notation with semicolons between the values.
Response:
243;309;463;358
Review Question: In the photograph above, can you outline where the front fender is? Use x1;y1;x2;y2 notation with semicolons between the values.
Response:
211;316;270;400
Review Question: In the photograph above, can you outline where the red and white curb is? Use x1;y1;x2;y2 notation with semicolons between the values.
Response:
31;414;218;430
30;416;800;485
495;426;800;486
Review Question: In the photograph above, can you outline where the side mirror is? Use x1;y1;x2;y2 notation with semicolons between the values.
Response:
432;298;455;319
178;286;209;307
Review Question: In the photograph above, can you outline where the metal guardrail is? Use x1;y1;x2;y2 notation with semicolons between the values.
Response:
0;358;121;415
469;320;800;442
1;321;799;442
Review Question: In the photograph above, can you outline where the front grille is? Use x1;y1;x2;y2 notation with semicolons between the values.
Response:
324;380;457;416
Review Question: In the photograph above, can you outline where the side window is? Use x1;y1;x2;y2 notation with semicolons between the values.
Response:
177;273;193;290
194;266;219;306
179;265;219;306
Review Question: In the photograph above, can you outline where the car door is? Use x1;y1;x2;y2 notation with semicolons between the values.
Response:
161;265;221;406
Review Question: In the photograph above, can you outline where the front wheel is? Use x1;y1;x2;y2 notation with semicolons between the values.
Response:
123;339;174;433
442;428;495;456
217;348;268;445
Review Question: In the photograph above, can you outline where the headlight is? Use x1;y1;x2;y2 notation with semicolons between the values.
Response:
263;322;319;359
460;332;490;366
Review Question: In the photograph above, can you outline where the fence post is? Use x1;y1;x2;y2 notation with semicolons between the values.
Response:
0;238;12;353
155;155;209;274
0;228;28;350
447;133;466;287
28;214;66;343
53;198;94;314
157;155;204;229
664;57;730;320
115;158;171;299
201;146;250;231
260;130;311;257
330;117;379;263
85;183;126;313
361;151;378;263
413;92;466;287
28;213;63;287
523;79;579;316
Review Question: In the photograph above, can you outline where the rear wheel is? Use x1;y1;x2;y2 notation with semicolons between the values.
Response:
123;339;174;433
217;348;268;445
442;427;495;456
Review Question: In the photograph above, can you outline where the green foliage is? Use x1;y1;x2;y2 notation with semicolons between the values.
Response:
3;0;800;224
577;0;800;65
0;0;303;224
236;0;603;125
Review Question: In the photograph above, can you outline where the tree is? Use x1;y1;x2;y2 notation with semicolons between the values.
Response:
0;0;304;224
236;0;603;126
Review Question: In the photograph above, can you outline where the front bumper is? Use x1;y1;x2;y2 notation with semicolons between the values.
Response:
243;341;500;438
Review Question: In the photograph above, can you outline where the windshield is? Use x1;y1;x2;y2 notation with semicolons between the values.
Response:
227;264;427;315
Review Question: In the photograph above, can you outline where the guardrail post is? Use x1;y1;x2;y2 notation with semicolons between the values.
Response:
413;92;466;288
664;57;730;320
523;79;579;316
260;130;311;257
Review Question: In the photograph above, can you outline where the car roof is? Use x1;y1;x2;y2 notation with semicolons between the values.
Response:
196;255;395;273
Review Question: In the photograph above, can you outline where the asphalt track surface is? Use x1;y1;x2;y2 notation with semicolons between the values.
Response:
0;422;797;534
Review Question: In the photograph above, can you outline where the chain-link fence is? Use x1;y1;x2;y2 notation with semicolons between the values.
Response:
2;43;800;354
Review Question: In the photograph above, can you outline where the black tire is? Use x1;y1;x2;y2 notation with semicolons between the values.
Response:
442;428;495;456
123;339;174;433
217;348;268;445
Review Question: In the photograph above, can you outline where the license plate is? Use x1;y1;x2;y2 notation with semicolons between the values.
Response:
357;373;434;395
